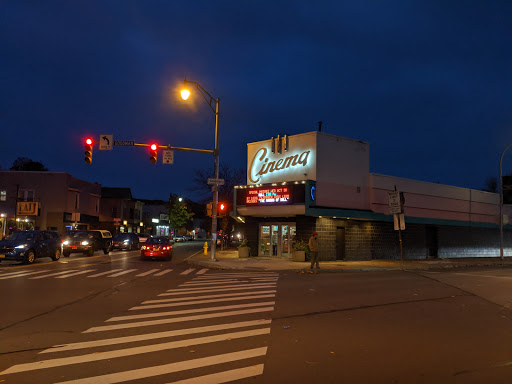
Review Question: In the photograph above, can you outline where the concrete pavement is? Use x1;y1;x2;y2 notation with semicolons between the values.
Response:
187;248;512;272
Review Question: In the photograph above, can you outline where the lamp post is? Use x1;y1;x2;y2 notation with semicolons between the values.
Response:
181;79;220;261
499;143;512;260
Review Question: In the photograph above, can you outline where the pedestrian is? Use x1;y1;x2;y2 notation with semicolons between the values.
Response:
309;231;319;270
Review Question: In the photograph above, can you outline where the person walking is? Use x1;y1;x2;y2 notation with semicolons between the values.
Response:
309;231;319;270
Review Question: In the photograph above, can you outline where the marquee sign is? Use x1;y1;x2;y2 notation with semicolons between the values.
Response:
236;183;306;206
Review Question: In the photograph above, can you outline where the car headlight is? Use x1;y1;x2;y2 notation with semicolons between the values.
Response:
81;241;89;246
123;240;130;243
15;244;28;249
63;240;70;245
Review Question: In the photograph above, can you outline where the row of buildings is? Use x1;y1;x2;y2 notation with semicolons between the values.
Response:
0;171;174;237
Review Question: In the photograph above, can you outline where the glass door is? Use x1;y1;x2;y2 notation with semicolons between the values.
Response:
260;225;271;256
259;223;296;258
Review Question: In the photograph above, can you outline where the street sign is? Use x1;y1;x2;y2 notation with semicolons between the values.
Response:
208;178;225;185
394;213;405;230
388;191;402;214
114;140;135;146
163;150;174;164
99;134;113;150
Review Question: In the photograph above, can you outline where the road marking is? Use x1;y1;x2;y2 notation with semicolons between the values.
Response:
42;320;272;353
168;364;264;384
161;283;277;295
136;269;160;277
2;329;270;375
84;307;274;333
181;280;240;286
196;268;208;275
143;290;277;304
154;269;172;276
107;301;276;322
130;294;276;310
0;270;49;279
108;269;138;277
54;270;96;279
52;347;268;384
87;269;123;278
29;270;79;279
180;268;195;275
194;273;278;279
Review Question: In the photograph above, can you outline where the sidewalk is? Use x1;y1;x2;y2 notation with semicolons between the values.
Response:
187;249;512;272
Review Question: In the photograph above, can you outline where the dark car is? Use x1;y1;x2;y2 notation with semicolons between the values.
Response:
141;236;172;260
0;230;62;264
62;230;112;257
112;232;140;251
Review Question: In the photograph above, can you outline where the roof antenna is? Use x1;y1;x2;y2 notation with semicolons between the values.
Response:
318;121;322;132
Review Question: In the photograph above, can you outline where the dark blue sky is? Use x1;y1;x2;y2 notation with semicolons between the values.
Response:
2;1;511;201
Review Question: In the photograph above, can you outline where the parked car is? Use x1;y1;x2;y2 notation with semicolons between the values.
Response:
0;230;62;264
112;232;140;251
184;235;194;241
62;230;112;257
140;236;172;260
174;235;186;242
137;233;151;244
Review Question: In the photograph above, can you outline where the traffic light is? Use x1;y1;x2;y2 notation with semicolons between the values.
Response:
206;202;213;217
217;202;227;217
149;143;158;164
84;138;93;164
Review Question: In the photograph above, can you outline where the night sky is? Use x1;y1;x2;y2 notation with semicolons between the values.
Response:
2;1;511;201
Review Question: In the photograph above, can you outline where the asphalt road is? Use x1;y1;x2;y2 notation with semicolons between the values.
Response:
1;250;512;383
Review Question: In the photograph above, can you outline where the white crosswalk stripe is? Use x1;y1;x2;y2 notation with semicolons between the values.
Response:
0;268;207;280
0;271;279;383
0;270;49;279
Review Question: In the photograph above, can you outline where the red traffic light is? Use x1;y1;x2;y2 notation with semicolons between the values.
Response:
84;138;93;164
149;143;158;164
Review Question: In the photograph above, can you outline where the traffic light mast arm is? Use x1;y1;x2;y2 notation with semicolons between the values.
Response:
133;143;214;155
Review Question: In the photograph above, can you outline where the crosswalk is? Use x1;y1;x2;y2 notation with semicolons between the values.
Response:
0;267;208;280
0;271;279;383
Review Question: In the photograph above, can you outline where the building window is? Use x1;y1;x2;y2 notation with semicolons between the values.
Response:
0;190;6;201
74;193;79;210
18;189;35;202
130;208;134;219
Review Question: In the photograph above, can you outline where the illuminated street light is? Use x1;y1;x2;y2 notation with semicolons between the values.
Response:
181;89;190;100
181;77;220;261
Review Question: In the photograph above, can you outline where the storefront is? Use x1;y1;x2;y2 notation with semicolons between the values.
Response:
234;131;512;260
258;223;296;257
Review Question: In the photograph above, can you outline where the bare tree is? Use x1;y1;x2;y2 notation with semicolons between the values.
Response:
483;177;498;193
189;164;245;203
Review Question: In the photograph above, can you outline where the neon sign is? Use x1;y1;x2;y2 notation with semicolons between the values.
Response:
249;147;311;184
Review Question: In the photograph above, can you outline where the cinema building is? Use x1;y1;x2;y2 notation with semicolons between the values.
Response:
233;131;511;260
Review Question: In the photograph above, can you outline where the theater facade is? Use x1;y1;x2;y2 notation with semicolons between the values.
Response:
233;131;512;260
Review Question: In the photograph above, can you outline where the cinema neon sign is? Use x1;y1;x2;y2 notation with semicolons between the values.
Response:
249;147;311;184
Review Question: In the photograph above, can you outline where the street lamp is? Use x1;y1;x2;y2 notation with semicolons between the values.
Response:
181;78;220;261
